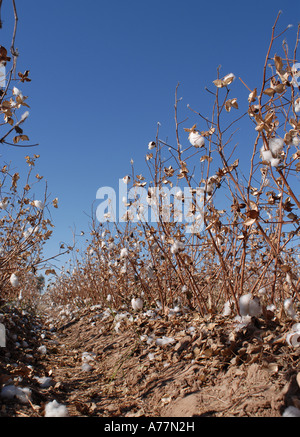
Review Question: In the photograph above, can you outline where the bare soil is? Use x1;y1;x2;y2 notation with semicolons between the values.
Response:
1;302;300;417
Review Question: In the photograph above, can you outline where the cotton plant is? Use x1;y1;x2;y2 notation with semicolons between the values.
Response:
260;137;284;168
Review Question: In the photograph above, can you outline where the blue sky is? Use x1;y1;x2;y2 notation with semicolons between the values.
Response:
0;0;299;271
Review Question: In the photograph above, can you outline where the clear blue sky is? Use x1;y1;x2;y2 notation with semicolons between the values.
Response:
0;0;299;271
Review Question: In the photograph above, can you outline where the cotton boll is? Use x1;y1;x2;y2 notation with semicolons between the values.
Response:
282;406;300;417
260;148;273;162
81;362;93;372
239;293;252;316
284;298;297;320
148;141;156;150
181;285;188;294
170;240;185;254
222;300;233;316
294;98;300;113
37;345;47;355
156;336;175;346
223;73;235;84
291;323;300;333
131;297;143;311
20;111;29;121
239;293;261;317
1;385;19;400
34;376;53;388
44;400;69;417
270;157;281;167
248;297;262;317
0;199;8;209
268;138;284;155
233;315;252;331
122;175;131;184
189;131;205;148
293;136;300;147
10;273;19;288
258;287;266;296
120;247;128;259
13;86;22;96
1;385;31;404
81;351;96;362
33;200;44;210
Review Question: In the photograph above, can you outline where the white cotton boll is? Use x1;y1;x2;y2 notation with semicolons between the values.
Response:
148;141;156;150
123;175;131;184
261;148;273;162
13;86;22;97
34;376;53;388
222;300;233;316
37;345;47;355
156;336;175;346
81;362;93;372
120;247;128;259
1;385;31;404
282;406;300;417
181;285;188;294
10;273;19;287
223;73;235;83
148;353;155;361
33;200;44;210
233;315;252;331
131;297;143;311
291;323;300;333
239;293;252;316
187;326;196;335
0;64;6;88
0;199;8;209
248;297;262;317
17;387;32;404
82;351;96;362
270;157;281;167
284;298;297;320
239;293;261;317
44;400;69;417
189;131;205;148
258;287;266;295
174;190;184;201
171;240;185;254
268;138;284;155
20;111;29;121
293;136;300;147
294;98;300;113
